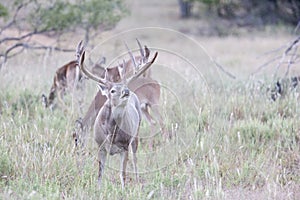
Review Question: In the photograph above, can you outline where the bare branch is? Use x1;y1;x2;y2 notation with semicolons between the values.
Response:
0;2;26;34
285;46;298;77
252;35;300;77
256;45;286;59
212;59;236;79
0;29;50;44
124;41;138;70
0;42;74;68
251;55;282;76
285;36;300;54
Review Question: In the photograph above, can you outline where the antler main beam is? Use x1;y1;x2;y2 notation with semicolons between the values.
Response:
76;40;158;86
76;41;106;85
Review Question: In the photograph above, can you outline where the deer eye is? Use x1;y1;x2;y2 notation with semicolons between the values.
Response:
110;89;116;94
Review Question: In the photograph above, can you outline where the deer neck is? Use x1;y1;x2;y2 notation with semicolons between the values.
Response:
111;95;140;136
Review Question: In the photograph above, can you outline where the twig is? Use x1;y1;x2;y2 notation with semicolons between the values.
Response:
0;29;51;44
285;46;298;77
0;3;25;34
251;55;282;75
284;35;300;54
212;59;236;79
255;45;286;59
294;20;300;34
0;42;74;68
252;35;300;77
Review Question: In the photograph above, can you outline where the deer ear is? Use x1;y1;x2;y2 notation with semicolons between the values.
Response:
97;84;108;96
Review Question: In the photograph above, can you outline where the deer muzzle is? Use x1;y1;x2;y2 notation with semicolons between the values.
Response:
121;88;130;98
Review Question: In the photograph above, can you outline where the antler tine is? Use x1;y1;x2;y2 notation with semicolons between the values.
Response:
124;42;138;71
117;59;127;82
122;59;126;80
136;38;145;59
76;40;84;61
144;45;150;63
117;61;123;80
127;52;158;83
100;56;106;65
76;41;106;85
103;68;108;81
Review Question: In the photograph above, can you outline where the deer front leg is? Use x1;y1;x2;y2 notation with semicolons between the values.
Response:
120;151;128;189
57;88;67;110
131;139;139;182
98;149;107;188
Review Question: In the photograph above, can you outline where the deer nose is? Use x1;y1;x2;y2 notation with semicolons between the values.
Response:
121;88;130;98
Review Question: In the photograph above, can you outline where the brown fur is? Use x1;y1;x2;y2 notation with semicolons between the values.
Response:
42;60;83;109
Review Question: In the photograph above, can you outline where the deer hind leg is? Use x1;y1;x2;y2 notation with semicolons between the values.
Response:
151;105;169;140
98;149;107;188
141;103;157;149
120;151;129;189
141;103;168;149
142;103;167;136
141;103;156;125
130;138;139;182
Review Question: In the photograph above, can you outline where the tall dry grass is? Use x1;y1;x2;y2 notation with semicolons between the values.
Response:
0;34;299;199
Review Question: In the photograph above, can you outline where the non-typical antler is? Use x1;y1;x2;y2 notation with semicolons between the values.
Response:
77;40;158;86
127;51;158;83
136;38;150;64
125;39;151;72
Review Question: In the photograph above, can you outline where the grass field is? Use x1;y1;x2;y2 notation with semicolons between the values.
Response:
1;0;300;199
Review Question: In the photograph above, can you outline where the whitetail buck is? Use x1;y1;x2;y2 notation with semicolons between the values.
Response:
76;40;158;188
42;60;84;110
74;40;165;149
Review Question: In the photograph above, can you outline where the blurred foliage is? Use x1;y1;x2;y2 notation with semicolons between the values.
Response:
0;0;127;64
1;0;127;37
183;0;300;25
30;0;126;32
0;3;8;18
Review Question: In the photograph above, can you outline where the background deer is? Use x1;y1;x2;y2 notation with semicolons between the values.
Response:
270;76;300;101
42;60;85;111
74;40;165;150
76;40;158;188
91;39;151;79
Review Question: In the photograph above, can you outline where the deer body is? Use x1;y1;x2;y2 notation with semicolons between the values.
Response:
75;77;162;148
94;83;141;187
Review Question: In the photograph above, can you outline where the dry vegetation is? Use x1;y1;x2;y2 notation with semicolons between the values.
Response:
1;0;300;199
